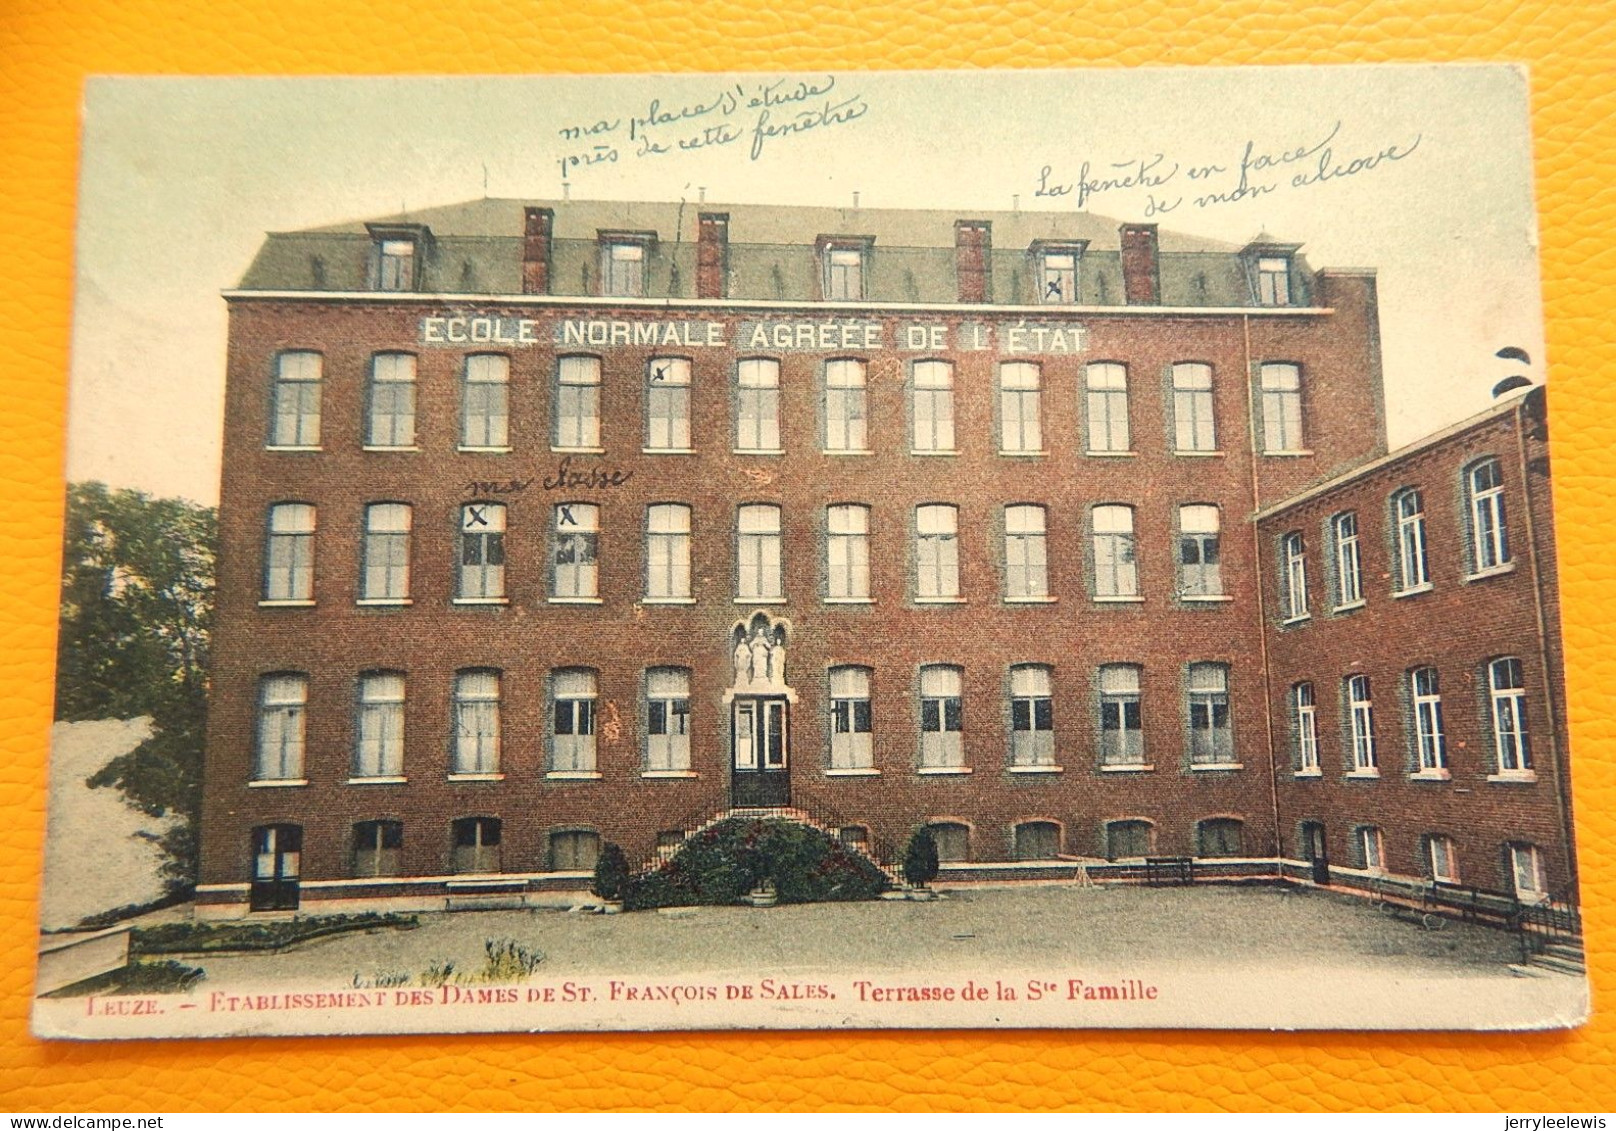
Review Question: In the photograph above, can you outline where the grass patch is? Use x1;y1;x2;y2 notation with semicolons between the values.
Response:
417;939;545;987
42;960;205;999
133;912;418;955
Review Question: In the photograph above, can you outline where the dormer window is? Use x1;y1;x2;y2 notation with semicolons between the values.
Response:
366;223;429;292
1242;240;1301;306
599;232;655;298
1257;256;1291;305
818;239;870;301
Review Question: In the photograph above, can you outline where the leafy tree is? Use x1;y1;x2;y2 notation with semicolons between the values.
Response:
56;482;215;893
902;827;940;889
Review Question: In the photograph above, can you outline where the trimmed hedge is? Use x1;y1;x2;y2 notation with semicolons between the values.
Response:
133;912;417;955
625;818;890;910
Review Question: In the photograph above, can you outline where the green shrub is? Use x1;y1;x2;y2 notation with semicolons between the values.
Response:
592;842;631;901
132;912;416;955
902;827;940;888
625;818;890;911
43;960;204;999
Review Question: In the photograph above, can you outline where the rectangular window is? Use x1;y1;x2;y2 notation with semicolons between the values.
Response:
1040;250;1077;304
737;504;783;601
352;820;402;878
552;503;599;599
829;666;873;770
376;238;416;292
1085;363;1130;453
1172;362;1216;452
451;670;501;774
367;353;416;448
1469;458;1510;571
824;359;869;452
1178;505;1222;597
1188;662;1233;765
1511;843;1547;901
827;504;871;601
1332;512;1363;607
1256;256;1291;305
1092;505;1138;599
916;504;960;600
452;817;501;874
1358;827;1385;873
1427;834;1459;883
556;356;602;450
264;503;315;602
646;668;691;772
354;672;405;778
736;359;782;452
602;241;645;297
911;360;955;453
919;665;964;769
646;358;692;451
1009;665;1055;767
255;674;307;781
645;504;692;600
824;246;864;300
1004;505;1049;601
361;503;411;602
1107;820;1152;860
1347;674;1377;772
457;503;506;600
270;352;321;448
1260;363;1304;453
1099;664;1145;767
462;355;510;449
1293;682;1319;772
999;362;1043;454
1282;532;1309;619
1490;657;1532;774
1411;667;1448;774
1394;488;1430;591
552;669;598;772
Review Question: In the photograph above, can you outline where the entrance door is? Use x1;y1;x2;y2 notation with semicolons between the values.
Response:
250;824;302;911
732;697;789;808
1302;821;1330;885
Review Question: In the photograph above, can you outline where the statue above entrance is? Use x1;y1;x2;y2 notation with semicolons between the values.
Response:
730;613;790;692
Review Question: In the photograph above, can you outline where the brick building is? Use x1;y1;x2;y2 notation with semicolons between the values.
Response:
195;197;1572;917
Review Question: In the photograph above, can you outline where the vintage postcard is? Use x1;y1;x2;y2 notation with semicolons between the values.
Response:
33;66;1587;1037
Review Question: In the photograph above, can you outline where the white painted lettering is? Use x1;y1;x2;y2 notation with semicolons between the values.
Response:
423;317;446;343
447;317;468;343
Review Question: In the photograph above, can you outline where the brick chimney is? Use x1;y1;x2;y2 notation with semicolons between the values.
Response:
1119;223;1161;305
955;220;991;303
697;212;729;300
522;207;554;295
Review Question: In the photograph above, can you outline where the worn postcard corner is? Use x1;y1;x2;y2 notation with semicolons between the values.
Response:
35;66;1586;1038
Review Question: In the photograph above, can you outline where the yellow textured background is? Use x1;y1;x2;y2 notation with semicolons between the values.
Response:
2;0;1614;1112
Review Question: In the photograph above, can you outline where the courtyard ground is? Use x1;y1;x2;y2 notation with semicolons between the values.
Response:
37;882;1580;1035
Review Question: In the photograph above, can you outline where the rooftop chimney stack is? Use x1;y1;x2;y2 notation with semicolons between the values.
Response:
522;207;554;295
1120;223;1161;305
955;220;992;304
697;212;730;300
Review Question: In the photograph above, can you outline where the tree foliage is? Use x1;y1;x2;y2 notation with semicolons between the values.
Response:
902;827;940;888
57;482;215;892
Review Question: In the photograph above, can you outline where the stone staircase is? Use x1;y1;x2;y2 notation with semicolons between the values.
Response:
639;805;902;884
1522;937;1587;978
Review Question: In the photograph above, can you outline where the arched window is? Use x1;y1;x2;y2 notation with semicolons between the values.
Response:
1106;819;1153;861
1346;674;1376;773
367;353;416;448
829;666;873;770
1281;531;1309;620
915;505;960;600
354;671;405;778
550;829;601;872
1259;363;1303;452
645;504;692;600
1196;817;1244;858
552;503;599;599
1489;657;1533;776
999;362;1043;454
737;504;784;601
827;505;871;601
1009;665;1055;767
1013;821;1061;861
1099;664;1145;767
1171;362;1216;452
1291;682;1319;774
263;503;315;602
551;668;599;773
456;503;506;601
1331;511;1363;608
824;359;869;452
926;821;970;863
255;673;307;781
269;351;321;448
645;667;691;772
461;354;510;450
1085;362;1129;453
919;666;964;769
1004;505;1049;601
1410;667;1447;775
360;503;411;602
1178;505;1221;597
1392;488;1430;592
1466;458;1510;573
646;357;692;452
451;669;501;775
736;358;781;453
555;355;601;450
1187;663;1233;765
911;360;955;453
451;817;501;874
1092;505;1138;599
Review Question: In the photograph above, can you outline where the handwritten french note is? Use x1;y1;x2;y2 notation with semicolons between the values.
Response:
1032;121;1422;218
556;76;870;179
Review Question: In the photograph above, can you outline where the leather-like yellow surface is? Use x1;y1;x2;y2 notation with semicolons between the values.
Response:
3;0;1614;1112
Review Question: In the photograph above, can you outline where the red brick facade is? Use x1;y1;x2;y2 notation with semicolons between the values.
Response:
196;199;1570;916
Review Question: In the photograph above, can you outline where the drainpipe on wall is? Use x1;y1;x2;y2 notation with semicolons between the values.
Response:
1244;314;1285;872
